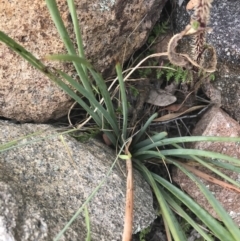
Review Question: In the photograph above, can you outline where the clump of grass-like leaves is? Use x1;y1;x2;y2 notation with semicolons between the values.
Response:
1;1;240;241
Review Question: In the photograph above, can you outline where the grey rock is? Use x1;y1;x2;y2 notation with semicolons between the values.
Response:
173;0;240;65
0;183;48;241
172;0;240;122
212;63;240;122
0;0;167;122
208;0;240;65
0;121;155;240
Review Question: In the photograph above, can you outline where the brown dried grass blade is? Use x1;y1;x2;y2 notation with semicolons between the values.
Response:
122;139;133;241
180;162;240;194
153;105;206;122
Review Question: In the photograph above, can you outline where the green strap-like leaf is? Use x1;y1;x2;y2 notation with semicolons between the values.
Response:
151;170;234;241
135;161;187;241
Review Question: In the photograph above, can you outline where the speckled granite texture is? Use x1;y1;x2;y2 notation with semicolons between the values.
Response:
0;0;167;122
172;0;240;122
173;0;240;65
0;121;155;241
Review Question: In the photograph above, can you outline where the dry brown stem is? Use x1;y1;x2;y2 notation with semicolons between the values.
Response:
122;139;133;241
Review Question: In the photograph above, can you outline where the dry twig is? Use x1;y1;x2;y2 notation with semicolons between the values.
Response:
122;138;133;241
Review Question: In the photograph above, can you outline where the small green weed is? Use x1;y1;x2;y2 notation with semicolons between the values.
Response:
129;85;139;98
71;128;100;142
139;226;151;241
137;61;189;83
209;73;215;81
148;21;169;45
157;63;189;83
137;67;152;78
136;20;190;83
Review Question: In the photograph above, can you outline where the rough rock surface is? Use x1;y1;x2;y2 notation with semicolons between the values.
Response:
0;0;167;122
172;0;240;122
0;121;155;240
173;106;240;226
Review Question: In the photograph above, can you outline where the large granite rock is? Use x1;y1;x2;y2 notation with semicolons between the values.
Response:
0;0;167;122
173;106;240;226
0;121;155;240
172;0;240;122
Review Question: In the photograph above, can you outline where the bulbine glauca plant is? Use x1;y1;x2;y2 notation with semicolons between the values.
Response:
1;1;240;241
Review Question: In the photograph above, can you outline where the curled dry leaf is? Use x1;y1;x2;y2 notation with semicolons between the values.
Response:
146;89;177;107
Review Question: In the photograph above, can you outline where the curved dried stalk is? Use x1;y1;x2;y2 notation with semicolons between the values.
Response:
168;0;217;73
122;138;133;241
